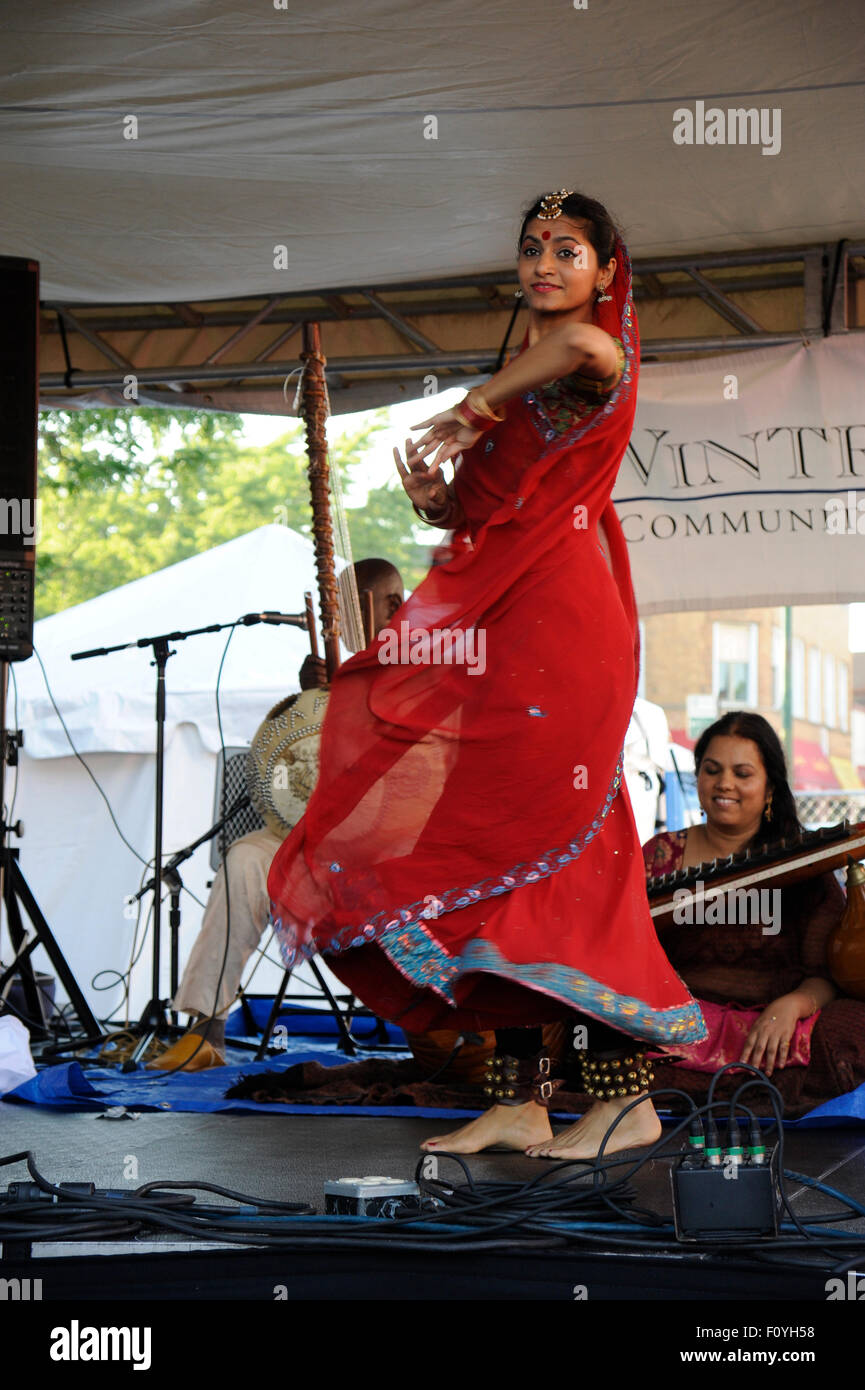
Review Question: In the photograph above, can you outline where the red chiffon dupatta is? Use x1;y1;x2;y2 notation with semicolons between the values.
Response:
268;236;706;1047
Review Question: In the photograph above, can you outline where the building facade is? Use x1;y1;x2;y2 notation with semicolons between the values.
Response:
640;604;858;789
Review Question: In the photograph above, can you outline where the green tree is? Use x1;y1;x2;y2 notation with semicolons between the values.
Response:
341;477;434;592
35;408;433;616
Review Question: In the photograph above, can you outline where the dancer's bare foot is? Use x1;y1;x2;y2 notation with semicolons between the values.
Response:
525;1096;662;1160
420;1101;553;1154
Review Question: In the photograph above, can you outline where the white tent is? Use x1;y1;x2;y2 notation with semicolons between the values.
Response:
3;0;863;614
10;524;341;1022
2;0;862;304
1;0;861;421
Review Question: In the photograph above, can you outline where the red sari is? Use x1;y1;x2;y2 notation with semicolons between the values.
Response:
268;236;706;1047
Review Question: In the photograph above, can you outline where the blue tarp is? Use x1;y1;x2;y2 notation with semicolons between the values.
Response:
6;1000;863;1125
224;998;405;1043
7;1053;485;1120
7;1049;865;1126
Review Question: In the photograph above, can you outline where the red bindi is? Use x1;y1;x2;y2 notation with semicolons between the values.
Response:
541;230;551;241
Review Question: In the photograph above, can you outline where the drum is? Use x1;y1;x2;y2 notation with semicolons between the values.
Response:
246;687;330;839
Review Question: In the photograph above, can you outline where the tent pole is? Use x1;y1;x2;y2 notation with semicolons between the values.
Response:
299;322;341;680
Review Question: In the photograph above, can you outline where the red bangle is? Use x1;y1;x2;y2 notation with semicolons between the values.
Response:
453;400;495;432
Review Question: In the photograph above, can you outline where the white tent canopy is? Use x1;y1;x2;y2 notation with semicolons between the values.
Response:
1;0;863;304
16;524;326;757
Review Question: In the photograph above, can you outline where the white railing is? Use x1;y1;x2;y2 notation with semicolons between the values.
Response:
794;791;865;827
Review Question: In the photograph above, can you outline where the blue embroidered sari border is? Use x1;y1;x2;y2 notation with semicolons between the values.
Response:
376;934;707;1045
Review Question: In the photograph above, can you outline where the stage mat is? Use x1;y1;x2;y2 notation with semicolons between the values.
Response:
7;1047;865;1127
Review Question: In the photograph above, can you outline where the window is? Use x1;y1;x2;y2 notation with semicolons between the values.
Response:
823;654;836;728
792;638;805;718
713;622;757;707
771;626;784;709
838;661;849;732
807;647;822;724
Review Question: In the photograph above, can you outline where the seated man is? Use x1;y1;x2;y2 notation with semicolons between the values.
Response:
150;557;404;1070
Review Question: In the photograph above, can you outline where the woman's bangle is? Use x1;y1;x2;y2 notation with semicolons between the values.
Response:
453;387;505;433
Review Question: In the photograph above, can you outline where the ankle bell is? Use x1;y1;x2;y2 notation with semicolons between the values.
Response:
482;1052;562;1108
579;1050;654;1099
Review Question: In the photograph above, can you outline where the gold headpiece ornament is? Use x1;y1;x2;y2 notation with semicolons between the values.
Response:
537;189;575;220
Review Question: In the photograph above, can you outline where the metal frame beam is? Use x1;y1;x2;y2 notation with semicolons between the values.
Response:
42;329;865;395
38;241;864;404
204;295;284;365
685;268;764;335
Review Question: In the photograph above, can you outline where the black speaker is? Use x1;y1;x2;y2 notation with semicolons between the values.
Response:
0;255;39;661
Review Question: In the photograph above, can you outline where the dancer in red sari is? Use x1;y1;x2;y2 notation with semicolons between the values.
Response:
269;190;706;1158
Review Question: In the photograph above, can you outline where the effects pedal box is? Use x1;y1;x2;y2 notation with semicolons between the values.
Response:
671;1148;780;1242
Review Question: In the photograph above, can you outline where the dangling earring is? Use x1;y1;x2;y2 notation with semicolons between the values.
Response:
596;283;613;302
764;792;773;822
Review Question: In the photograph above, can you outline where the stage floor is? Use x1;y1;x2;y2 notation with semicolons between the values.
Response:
2;1098;865;1214
2;1094;864;1303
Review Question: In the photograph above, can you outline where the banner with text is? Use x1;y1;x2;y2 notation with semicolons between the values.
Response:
615;335;865;614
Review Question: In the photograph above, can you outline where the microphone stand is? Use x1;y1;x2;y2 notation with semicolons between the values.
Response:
70;611;306;1068
131;791;251;1033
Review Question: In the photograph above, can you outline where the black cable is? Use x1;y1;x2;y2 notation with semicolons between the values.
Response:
2;1143;864;1263
728;1075;844;1262
408;1080;865;1259
132;1178;310;1212
32;644;149;866
493;294;525;372
31;644;210;950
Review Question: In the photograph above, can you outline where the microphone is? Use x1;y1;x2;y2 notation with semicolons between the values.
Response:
240;612;306;628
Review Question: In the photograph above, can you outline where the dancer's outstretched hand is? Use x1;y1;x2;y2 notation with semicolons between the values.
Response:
393;436;452;512
410;407;483;469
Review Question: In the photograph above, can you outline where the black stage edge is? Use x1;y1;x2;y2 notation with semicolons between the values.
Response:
4;1273;860;1377
0;1243;843;1299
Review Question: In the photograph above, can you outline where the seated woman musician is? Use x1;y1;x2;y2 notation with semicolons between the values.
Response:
643;710;865;1116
